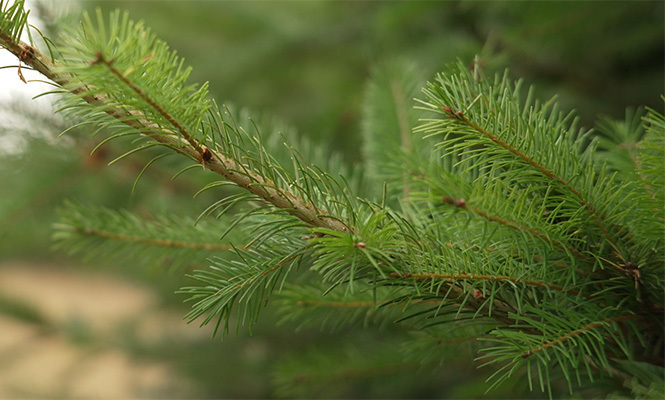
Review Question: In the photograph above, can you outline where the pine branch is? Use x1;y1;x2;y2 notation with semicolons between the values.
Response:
277;282;454;332
0;0;29;44
179;244;306;336
2;3;663;397
417;66;630;257
388;271;575;296
62;218;235;252
1;8;350;234
91;51;207;156
52;201;242;272
520;314;639;360
361;60;430;200
440;195;587;260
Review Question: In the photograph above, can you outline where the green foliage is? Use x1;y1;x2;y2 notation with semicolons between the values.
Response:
0;0;29;44
54;9;210;156
179;226;307;337
361;59;430;198
272;335;436;399
53;200;242;273
276;283;413;331
1;3;663;399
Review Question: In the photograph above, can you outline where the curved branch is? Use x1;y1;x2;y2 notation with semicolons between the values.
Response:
0;34;350;234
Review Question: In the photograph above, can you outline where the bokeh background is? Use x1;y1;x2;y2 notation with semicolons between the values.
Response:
0;1;663;398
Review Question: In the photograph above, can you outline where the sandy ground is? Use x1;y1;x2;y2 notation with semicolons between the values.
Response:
0;262;203;399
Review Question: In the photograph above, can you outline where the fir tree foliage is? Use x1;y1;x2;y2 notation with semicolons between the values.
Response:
0;0;27;45
1;2;664;397
53;201;243;273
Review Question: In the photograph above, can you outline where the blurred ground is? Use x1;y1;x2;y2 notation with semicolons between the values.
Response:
0;262;201;399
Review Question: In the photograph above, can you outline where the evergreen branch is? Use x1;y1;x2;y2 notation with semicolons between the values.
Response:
389;72;414;199
361;60;428;200
389;276;519;329
595;108;647;181
91;51;207;156
277;283;419;331
389;271;575;296
610;359;665;398
402;325;493;368
520;314;640;359
245;253;299;288
479;303;648;395
292;298;441;309
391;79;412;156
638;107;665;221
414;65;650;302
2;4;663;396
69;226;235;252
0;11;350;234
440;102;618;250
292;296;448;312
52;202;241;271
442;105;575;192
180;246;305;336
87;48;349;231
441;196;586;260
297;299;380;308
0;27;54;83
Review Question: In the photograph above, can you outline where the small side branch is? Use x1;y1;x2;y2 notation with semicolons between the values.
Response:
442;106;620;251
389;271;575;295
72;226;235;251
295;298;442;308
390;79;413;198
92;52;207;156
226;253;300;294
441;196;586;260
520;315;640;359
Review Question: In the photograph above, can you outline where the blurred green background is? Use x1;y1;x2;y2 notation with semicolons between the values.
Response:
0;1;662;398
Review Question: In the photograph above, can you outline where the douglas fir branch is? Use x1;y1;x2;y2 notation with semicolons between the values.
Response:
1;1;663;398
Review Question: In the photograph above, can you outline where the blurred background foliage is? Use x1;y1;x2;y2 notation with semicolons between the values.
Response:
0;0;662;398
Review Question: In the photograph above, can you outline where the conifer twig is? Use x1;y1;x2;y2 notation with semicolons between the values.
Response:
520;315;639;359
442;106;620;251
0;35;350;234
390;79;413;198
295;298;444;308
389;271;576;295
72;226;235;251
441;196;587;260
